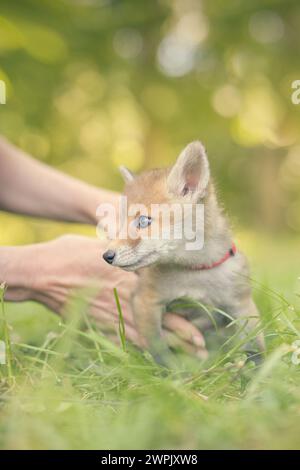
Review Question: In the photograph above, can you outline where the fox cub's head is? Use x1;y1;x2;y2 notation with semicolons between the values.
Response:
103;141;212;271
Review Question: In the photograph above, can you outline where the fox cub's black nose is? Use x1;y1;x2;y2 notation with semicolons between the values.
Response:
103;250;116;264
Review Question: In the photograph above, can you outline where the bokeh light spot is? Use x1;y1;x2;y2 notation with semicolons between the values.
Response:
113;28;143;59
249;11;284;44
212;84;241;118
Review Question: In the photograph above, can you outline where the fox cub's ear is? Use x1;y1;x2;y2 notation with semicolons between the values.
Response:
167;141;210;200
119;166;135;184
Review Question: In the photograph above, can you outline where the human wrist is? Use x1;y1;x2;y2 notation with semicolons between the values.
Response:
0;245;38;301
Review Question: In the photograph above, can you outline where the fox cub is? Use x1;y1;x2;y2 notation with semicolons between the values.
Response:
103;141;262;364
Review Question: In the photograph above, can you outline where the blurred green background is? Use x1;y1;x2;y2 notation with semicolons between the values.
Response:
0;0;299;247
1;0;300;451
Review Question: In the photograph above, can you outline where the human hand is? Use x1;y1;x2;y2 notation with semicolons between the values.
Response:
2;235;207;357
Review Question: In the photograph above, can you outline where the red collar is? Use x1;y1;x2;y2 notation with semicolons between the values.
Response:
190;242;237;271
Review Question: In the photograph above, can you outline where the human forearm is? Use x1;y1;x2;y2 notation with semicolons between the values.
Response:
0;137;118;224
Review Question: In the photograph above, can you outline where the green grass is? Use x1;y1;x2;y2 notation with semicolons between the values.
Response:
0;234;300;450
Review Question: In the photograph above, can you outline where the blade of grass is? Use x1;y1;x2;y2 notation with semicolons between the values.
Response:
82;310;104;364
0;282;13;385
245;344;290;402
113;287;126;352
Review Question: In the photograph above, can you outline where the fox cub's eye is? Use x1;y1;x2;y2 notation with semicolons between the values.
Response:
137;215;152;229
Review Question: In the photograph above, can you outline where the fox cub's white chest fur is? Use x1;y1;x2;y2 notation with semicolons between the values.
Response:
103;141;262;363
